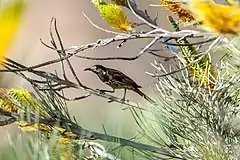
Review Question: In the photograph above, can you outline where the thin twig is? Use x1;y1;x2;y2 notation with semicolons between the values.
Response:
75;36;160;60
127;0;160;29
82;12;128;35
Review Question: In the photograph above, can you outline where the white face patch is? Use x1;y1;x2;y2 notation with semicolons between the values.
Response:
102;70;106;75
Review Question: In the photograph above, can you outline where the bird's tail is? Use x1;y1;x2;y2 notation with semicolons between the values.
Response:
134;88;157;105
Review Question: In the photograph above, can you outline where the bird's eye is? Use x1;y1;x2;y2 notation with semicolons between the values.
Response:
94;67;99;72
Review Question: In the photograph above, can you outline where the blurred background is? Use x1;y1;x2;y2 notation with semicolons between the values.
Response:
0;0;172;152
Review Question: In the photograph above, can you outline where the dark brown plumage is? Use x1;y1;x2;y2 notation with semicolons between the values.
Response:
84;65;156;104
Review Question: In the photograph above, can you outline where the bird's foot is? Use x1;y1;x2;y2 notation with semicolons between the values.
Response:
120;98;125;102
107;98;129;103
120;98;129;103
96;89;106;95
108;100;114;103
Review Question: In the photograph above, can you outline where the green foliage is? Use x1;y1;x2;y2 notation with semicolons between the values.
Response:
0;133;83;160
168;16;217;89
7;88;50;117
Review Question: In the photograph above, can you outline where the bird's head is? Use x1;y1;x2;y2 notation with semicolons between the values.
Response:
84;65;106;74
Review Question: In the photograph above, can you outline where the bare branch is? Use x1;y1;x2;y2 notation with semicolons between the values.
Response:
75;36;160;60
0;117;16;126
82;12;127;35
127;0;159;29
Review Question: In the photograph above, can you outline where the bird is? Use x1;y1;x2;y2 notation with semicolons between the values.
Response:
84;64;156;104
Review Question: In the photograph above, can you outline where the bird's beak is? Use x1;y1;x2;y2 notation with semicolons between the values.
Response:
84;67;92;71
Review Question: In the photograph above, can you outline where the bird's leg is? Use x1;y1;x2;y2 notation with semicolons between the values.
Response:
121;88;127;102
96;88;115;95
108;88;127;103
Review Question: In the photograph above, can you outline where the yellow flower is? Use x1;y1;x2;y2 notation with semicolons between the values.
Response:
188;0;240;34
55;126;66;133
64;131;77;138
0;1;25;64
160;0;194;22
8;87;50;118
59;137;72;144
92;0;134;32
17;123;52;133
0;88;18;112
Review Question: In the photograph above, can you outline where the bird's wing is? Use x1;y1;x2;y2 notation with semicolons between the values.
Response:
107;68;141;88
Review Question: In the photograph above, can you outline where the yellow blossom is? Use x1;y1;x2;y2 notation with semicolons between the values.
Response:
187;0;240;34
17;123;52;133
0;88;18;112
8;87;50;118
0;1;25;64
92;0;134;32
160;0;195;22
59;137;72;145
